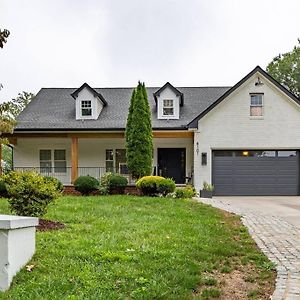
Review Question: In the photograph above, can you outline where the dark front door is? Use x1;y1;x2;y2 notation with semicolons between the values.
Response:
158;148;186;184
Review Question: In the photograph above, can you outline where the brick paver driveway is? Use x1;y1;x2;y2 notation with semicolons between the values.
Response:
196;197;300;300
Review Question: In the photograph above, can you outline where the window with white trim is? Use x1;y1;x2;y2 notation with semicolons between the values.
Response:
250;94;263;116
105;149;129;174
81;100;92;116
162;99;174;116
105;149;114;172
39;149;66;173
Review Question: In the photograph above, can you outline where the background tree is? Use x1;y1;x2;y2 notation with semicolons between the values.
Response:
125;82;153;178
5;91;34;118
0;92;34;170
0;29;10;48
267;39;300;98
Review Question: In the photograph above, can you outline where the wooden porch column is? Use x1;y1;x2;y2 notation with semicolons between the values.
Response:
71;137;78;184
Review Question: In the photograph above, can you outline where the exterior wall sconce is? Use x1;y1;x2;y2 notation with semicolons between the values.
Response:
196;142;199;155
201;152;207;165
255;77;264;86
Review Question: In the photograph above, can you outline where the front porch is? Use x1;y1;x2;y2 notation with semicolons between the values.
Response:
10;132;194;185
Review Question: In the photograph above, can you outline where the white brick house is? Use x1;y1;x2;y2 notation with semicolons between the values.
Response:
4;66;300;195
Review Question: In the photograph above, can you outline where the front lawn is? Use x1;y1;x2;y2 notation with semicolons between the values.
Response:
0;196;275;299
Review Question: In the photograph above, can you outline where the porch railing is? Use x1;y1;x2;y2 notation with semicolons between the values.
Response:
11;167;154;185
10;166;192;185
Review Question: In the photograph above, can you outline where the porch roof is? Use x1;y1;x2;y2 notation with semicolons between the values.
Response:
15;86;230;131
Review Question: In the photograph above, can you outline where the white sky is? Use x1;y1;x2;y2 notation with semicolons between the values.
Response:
0;0;299;101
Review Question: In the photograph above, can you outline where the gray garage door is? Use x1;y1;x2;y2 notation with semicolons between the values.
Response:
212;150;299;196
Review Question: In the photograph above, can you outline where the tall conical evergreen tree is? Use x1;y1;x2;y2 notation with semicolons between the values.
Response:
125;88;136;145
125;82;153;178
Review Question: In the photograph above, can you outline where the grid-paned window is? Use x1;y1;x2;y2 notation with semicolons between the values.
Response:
40;150;52;173
81;100;92;116
163;99;174;116
116;149;128;174
54;150;67;173
105;149;114;172
40;149;66;173
250;94;263;116
105;149;128;174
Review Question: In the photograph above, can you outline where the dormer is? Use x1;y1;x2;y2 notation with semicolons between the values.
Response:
154;82;183;120
71;83;107;120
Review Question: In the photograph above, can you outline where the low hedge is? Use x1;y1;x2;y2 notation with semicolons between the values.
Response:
136;176;175;196
174;185;197;198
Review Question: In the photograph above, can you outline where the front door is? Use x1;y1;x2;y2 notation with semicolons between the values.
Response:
157;148;186;184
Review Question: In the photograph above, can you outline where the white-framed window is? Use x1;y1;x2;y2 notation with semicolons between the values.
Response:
105;149;114;172
81;100;92;116
105;149;128;174
162;99;174;116
250;94;263;116
40;149;67;173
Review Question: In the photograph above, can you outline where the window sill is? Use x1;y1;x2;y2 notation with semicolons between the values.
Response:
249;116;264;120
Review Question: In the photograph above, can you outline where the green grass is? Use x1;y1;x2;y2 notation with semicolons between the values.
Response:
0;196;274;299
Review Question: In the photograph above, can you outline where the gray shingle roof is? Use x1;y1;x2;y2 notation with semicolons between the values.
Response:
15;86;230;131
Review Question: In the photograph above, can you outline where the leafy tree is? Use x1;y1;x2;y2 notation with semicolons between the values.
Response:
125;82;153;178
6;91;34;118
0;29;10;48
267;39;300;98
0;92;34;170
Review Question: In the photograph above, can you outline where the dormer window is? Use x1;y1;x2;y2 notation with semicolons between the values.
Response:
81;100;92;116
163;99;174;116
154;82;183;120
71;83;107;120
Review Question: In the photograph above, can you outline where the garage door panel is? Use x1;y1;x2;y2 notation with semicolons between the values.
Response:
213;150;299;196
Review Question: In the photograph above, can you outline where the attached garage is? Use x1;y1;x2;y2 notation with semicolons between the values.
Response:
212;150;299;196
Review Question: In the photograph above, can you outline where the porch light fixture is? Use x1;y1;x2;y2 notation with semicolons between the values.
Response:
242;151;249;156
201;152;207;165
196;142;199;155
255;77;264;86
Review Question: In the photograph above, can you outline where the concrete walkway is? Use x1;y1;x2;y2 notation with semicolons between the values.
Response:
196;197;300;300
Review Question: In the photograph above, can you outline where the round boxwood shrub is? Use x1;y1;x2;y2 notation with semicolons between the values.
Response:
44;176;64;192
136;176;175;196
100;173;128;194
108;174;128;194
0;177;8;198
157;178;176;196
3;171;61;217
74;175;99;196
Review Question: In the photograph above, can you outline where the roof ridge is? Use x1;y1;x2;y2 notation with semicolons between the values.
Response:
40;86;231;90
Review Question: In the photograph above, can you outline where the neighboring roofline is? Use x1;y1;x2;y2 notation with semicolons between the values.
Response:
153;82;184;106
13;126;188;132
70;83;108;106
187;66;300;128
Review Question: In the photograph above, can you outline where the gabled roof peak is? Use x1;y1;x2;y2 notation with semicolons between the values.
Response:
153;82;184;106
71;83;107;106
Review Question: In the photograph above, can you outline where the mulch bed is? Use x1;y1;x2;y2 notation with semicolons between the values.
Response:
37;219;66;231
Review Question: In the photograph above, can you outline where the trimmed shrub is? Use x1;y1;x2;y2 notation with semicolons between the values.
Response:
157;178;176;196
43;176;64;192
74;175;99;196
100;173;128;194
3;171;61;217
0;177;8;198
136;176;175;196
175;185;197;198
108;174;128;194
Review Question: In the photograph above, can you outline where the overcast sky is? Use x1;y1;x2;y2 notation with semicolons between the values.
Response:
0;0;299;101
